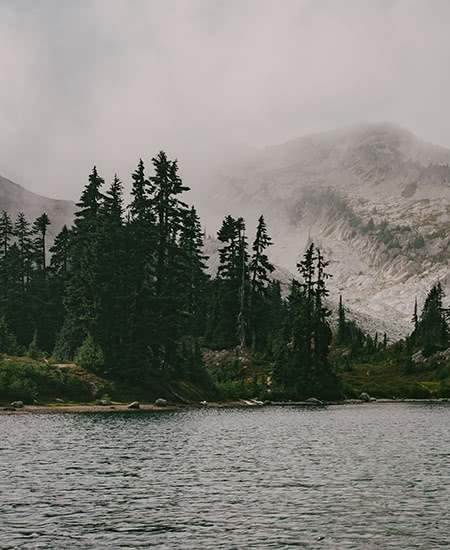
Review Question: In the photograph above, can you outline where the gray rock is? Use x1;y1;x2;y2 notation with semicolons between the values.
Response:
155;398;168;407
359;392;370;402
10;401;24;409
127;401;140;409
369;397;377;402
200;400;208;407
55;398;64;403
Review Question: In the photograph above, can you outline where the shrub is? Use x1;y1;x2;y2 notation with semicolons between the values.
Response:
75;334;105;373
27;330;42;360
0;358;92;403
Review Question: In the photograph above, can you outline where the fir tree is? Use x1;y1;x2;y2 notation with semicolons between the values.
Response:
248;215;275;350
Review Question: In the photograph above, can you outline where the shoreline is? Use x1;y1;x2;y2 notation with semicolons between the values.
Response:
1;398;450;415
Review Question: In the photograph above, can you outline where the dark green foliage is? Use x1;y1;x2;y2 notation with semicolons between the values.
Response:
75;334;105;373
249;215;275;351
272;244;341;399
207;215;249;349
0;152;359;401
410;235;425;249
411;282;449;356
26;330;42;360
0;315;17;355
0;357;92;403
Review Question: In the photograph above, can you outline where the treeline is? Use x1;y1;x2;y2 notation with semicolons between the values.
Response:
1;151;448;401
334;281;450;387
0;151;342;398
1;153;212;384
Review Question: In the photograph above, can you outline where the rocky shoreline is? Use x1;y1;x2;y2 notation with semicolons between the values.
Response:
1;397;449;414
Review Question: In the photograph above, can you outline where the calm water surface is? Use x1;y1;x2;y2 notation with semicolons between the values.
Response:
1;404;450;549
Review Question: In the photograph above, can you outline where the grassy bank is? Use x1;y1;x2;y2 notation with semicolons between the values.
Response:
335;352;450;399
3;345;450;407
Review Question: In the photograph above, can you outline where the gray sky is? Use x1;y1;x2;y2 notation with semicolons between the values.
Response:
1;0;450;200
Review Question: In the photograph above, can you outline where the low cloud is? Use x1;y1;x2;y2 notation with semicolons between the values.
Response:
1;0;450;200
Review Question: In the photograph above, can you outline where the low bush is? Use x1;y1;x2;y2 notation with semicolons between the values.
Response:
0;357;92;404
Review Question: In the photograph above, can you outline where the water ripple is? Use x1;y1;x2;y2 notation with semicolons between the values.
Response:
1;404;450;548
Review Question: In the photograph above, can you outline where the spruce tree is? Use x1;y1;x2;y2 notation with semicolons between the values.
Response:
59;166;105;358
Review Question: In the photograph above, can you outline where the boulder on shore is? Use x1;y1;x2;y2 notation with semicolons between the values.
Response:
155;398;168;407
10;401;24;409
127;401;140;409
359;392;370;402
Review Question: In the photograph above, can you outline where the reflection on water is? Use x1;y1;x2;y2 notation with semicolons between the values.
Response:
1;404;450;549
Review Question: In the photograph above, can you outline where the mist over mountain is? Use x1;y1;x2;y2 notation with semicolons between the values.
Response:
200;122;450;338
3;122;450;338
0;174;75;240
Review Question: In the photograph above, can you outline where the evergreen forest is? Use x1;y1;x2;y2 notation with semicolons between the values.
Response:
1;152;450;403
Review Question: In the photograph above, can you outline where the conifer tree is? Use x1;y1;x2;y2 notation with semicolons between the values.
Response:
149;151;190;371
179;206;209;335
14;212;32;292
125;159;156;376
59;166;105;358
32;213;50;271
414;283;449;355
0;210;13;257
274;244;338;398
209;215;249;348
249;215;275;350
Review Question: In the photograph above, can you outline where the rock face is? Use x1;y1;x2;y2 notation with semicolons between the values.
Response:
155;398;168;407
202;123;450;339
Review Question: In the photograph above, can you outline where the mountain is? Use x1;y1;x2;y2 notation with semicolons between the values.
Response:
4;122;450;339
0;174;76;239
205;123;450;339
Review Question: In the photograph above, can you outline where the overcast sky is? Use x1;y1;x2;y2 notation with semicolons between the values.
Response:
1;0;450;200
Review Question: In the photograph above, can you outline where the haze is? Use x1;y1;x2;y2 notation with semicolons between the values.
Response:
1;0;450;201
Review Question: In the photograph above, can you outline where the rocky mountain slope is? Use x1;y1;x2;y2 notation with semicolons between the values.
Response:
3;122;450;339
0;175;75;239
206;123;450;339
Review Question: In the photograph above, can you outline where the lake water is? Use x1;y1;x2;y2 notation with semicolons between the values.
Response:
1;404;450;549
